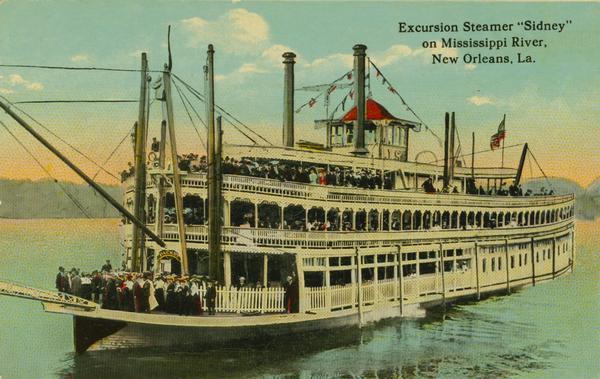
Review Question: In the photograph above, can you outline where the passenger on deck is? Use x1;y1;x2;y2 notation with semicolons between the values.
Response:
70;269;82;297
79;273;92;300
154;275;165;311
204;280;217;315
422;178;436;194
101;260;113;273
55;267;70;293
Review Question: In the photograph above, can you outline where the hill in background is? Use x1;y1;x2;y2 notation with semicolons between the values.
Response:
0;178;120;219
523;177;600;220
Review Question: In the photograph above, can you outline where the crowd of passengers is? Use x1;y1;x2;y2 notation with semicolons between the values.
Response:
120;143;555;198
54;260;299;315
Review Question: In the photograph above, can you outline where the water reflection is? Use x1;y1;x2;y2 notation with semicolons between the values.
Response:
58;296;559;379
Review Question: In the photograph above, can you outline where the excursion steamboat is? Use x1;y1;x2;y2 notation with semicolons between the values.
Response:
0;43;575;353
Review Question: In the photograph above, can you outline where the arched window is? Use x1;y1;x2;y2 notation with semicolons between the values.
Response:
356;209;367;231
327;207;341;231
413;210;422;230
283;204;306;230
442;211;450;229
231;199;255;227
484;212;491;228
468;211;475;227
368;209;379;231
382;210;390;231
183;194;204;225
258;202;281;229
450;211;459;229
342;209;354;231
433;211;442;228
459;211;467;229
498;212;504;228
423;210;432;230
391;210;401;230
402;210;412;230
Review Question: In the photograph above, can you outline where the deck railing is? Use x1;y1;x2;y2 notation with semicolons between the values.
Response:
134;172;574;208
303;273;476;314
160;221;574;250
200;285;286;314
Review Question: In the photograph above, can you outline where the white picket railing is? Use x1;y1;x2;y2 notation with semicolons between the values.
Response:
198;285;286;314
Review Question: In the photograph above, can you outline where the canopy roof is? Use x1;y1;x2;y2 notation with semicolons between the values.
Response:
341;98;398;122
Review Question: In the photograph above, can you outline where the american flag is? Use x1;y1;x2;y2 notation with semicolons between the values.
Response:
490;115;506;150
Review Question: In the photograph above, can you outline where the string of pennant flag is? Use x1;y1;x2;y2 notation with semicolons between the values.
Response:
295;70;352;113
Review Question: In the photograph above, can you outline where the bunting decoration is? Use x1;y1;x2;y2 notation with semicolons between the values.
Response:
327;85;336;95
308;98;317;108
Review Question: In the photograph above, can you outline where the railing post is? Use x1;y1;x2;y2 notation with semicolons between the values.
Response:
474;242;481;300
552;236;556;279
504;239;510;294
356;247;364;327
530;237;537;286
397;244;404;316
439;243;446;307
295;253;306;313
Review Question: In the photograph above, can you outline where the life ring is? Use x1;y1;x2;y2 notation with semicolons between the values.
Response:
148;152;157;161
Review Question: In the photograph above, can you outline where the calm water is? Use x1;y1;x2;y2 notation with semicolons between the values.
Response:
0;218;598;379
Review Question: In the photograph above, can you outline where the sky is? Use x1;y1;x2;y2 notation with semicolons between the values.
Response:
0;1;598;187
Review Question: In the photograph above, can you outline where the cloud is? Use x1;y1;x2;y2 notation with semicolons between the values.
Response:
261;44;295;66
468;95;493;106
0;88;14;95
26;82;44;91
181;9;270;55
9;74;25;85
465;63;477;71
371;44;414;67
70;54;90;63
5;74;44;91
238;63;266;74
303;53;353;70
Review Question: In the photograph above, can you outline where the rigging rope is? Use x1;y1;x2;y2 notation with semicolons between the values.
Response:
0;119;92;218
13;100;138;104
0;63;163;73
172;79;207;151
526;146;555;190
0;95;120;181
426;142;524;164
368;58;443;147
171;74;263;145
91;124;135;181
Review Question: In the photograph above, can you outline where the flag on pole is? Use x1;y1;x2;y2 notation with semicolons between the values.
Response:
490;114;506;150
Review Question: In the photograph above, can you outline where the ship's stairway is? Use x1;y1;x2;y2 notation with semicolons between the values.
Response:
0;279;97;310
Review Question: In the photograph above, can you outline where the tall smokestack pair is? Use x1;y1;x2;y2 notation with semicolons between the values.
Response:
281;45;369;155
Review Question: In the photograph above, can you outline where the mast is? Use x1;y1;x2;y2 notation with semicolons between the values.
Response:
514;143;529;186
206;44;221;282
162;66;189;275
0;99;165;247
282;52;296;147
131;52;149;272
471;132;475;180
155;120;167;242
443;112;450;188
448;112;456;188
351;44;368;156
